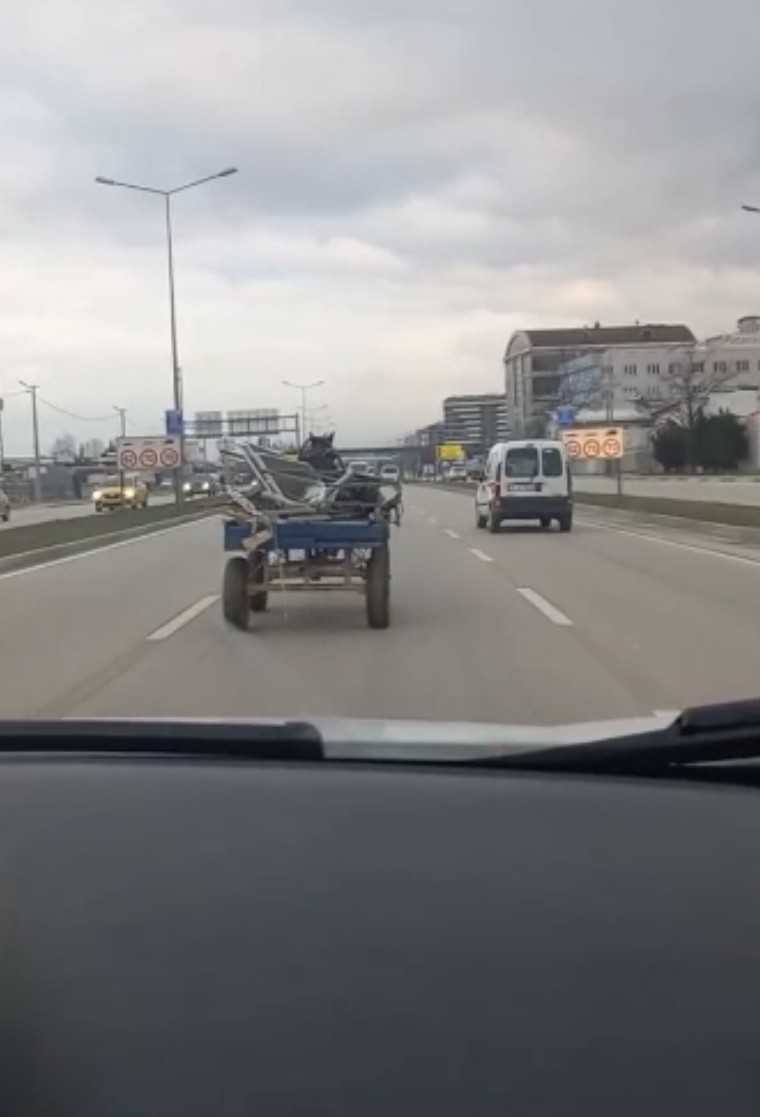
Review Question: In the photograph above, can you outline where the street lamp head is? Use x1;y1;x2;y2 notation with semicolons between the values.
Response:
95;176;116;186
742;205;760;214
218;167;238;178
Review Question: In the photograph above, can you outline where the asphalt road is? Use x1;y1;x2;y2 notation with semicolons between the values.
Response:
575;474;760;504
2;485;760;726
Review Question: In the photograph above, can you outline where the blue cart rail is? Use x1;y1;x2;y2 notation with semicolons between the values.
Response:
222;513;392;630
224;516;389;554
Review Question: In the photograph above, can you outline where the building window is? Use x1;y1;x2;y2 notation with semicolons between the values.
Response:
737;359;750;372
693;362;704;373
646;363;661;375
714;361;728;374
668;362;681;374
624;364;637;376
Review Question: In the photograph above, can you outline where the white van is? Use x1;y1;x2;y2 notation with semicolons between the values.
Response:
475;440;572;533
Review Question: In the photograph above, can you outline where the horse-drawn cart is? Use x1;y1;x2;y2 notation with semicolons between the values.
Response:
220;441;401;631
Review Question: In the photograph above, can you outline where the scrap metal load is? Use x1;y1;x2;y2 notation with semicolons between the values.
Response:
220;435;402;523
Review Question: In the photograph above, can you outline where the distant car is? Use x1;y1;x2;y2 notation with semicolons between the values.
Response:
183;476;220;499
0;487;10;522
93;476;149;512
448;464;468;481
380;464;400;483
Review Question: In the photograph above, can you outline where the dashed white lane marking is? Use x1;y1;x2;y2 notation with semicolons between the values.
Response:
469;548;493;563
517;587;573;627
445;529;460;539
429;517;438;525
147;595;219;642
0;517;215;583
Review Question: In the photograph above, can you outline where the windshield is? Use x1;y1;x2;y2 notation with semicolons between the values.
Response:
0;0;754;745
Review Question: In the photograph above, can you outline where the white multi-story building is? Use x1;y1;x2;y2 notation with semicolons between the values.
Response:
693;316;760;390
503;323;696;432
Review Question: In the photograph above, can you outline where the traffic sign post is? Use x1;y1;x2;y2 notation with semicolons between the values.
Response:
560;426;624;496
165;410;184;437
117;436;183;476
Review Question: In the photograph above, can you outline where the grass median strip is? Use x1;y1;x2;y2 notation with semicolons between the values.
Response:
0;501;221;562
410;480;760;531
572;491;760;529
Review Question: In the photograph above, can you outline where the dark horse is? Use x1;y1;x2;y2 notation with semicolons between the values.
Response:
298;432;344;477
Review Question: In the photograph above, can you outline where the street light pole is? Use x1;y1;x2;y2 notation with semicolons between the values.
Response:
282;380;325;446
96;167;238;504
19;381;41;503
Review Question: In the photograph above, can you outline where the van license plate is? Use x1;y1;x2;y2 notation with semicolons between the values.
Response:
509;482;534;491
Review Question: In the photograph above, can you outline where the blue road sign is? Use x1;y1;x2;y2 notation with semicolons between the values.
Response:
165;409;184;436
555;405;575;427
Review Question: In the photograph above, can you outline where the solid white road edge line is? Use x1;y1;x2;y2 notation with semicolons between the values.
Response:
147;595;220;642
578;517;760;569
445;529;460;539
517;587;574;627
469;548;493;562
0;516;216;583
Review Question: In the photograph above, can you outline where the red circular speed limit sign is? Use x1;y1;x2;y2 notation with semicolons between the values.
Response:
120;449;138;469
565;438;582;458
584;438;601;458
160;447;180;468
139;447;159;469
603;436;622;458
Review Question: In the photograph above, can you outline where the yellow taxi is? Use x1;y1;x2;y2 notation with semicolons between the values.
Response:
92;475;149;512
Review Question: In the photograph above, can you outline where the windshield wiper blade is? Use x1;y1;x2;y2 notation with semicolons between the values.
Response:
471;699;760;776
0;720;324;761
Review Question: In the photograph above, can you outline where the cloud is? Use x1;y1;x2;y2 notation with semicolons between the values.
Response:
1;0;760;452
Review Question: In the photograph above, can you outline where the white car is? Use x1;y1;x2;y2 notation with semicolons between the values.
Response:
475;439;572;533
380;464;400;482
447;464;468;481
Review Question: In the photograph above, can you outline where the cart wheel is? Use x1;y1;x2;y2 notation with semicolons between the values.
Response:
249;553;269;613
366;546;390;629
223;557;250;630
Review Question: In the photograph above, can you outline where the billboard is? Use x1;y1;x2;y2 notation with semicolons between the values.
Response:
436;443;466;461
195;410;223;437
227;409;281;436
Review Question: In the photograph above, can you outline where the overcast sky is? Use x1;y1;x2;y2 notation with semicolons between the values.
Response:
1;0;760;454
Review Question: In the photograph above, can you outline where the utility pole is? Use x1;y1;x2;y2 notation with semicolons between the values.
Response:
19;381;41;503
114;406;127;492
0;397;5;476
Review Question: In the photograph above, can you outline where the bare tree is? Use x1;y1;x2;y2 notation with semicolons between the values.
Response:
49;433;77;462
655;352;736;429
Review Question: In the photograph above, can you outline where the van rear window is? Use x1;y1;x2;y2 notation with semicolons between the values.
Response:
505;447;539;478
542;448;563;477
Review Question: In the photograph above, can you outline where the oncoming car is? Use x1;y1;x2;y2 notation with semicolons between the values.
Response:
92;475;149;512
475;439;572;532
183;475;220;498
